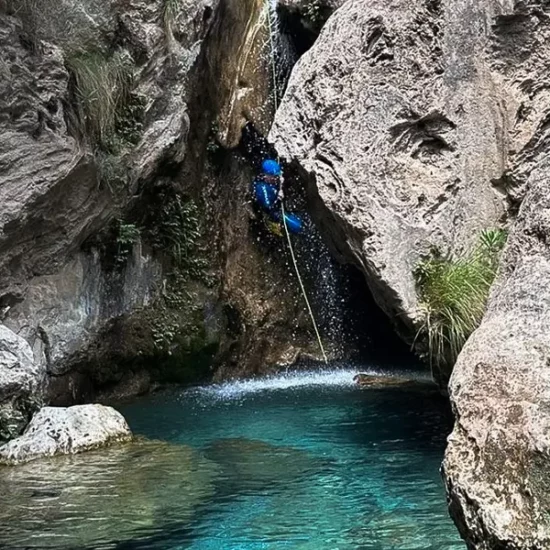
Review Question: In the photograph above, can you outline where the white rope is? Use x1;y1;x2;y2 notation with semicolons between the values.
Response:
265;1;328;363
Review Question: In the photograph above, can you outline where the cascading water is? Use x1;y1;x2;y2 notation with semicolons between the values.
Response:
246;0;413;364
263;0;296;108
197;367;433;400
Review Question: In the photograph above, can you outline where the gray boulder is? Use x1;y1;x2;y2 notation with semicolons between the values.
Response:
443;166;550;549
270;0;506;343
0;325;40;442
0;405;132;464
442;4;550;549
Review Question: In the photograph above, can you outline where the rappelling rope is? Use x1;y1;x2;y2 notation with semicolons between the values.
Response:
265;1;328;363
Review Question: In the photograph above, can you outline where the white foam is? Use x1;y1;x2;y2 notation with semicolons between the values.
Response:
195;366;416;400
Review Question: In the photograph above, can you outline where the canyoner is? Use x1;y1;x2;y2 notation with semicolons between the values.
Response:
247;0;328;364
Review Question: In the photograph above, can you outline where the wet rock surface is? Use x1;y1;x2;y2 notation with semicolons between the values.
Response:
0;405;132;464
0;438;218;549
353;373;435;391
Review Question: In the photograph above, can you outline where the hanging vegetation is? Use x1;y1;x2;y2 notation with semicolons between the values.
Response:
414;228;507;369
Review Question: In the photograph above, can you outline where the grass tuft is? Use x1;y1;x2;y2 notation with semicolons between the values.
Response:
414;228;507;369
163;0;180;43
66;50;133;151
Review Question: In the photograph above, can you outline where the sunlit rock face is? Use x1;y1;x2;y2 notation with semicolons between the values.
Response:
443;4;550;548
0;439;218;549
270;0;507;366
442;164;550;550
210;0;276;148
0;405;132;464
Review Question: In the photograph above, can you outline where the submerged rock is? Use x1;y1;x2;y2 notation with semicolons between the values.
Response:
204;437;326;491
0;439;218;549
270;0;505;355
353;373;434;390
0;325;41;442
0;405;132;464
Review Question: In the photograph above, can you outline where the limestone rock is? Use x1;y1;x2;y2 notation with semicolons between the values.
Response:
270;0;506;342
441;4;550;549
0;405;132;464
0;325;40;442
443;163;550;549
0;0;217;391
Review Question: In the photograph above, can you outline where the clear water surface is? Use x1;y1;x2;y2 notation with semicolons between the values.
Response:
0;368;464;550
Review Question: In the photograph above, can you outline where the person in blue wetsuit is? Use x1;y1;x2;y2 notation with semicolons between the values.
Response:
253;159;303;236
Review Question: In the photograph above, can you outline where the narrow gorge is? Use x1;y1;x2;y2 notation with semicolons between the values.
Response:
0;0;549;549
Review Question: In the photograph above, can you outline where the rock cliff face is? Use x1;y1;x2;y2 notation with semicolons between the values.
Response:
443;170;550;547
0;325;40;442
0;0;319;435
270;0;507;345
443;3;550;549
271;0;550;547
0;0;219;408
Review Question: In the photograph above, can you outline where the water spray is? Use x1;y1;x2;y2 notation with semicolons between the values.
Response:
264;0;328;364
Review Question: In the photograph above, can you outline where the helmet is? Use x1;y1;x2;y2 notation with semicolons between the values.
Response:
262;159;282;176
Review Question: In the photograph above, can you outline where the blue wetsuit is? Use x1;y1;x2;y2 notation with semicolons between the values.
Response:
252;160;303;235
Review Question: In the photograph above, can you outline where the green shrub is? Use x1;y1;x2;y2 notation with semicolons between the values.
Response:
414;228;507;368
66;51;133;151
301;0;331;31
115;220;140;266
151;195;206;276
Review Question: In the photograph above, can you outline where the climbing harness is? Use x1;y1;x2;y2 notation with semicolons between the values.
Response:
264;0;328;364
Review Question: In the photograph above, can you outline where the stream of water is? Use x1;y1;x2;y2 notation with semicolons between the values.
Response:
0;368;464;550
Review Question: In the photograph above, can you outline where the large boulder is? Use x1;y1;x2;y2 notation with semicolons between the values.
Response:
0;325;40;442
270;0;507;342
0;405;132;464
442;3;550;549
442;162;550;549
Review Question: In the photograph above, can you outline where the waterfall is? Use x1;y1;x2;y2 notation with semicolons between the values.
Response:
259;0;360;361
263;0;297;110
